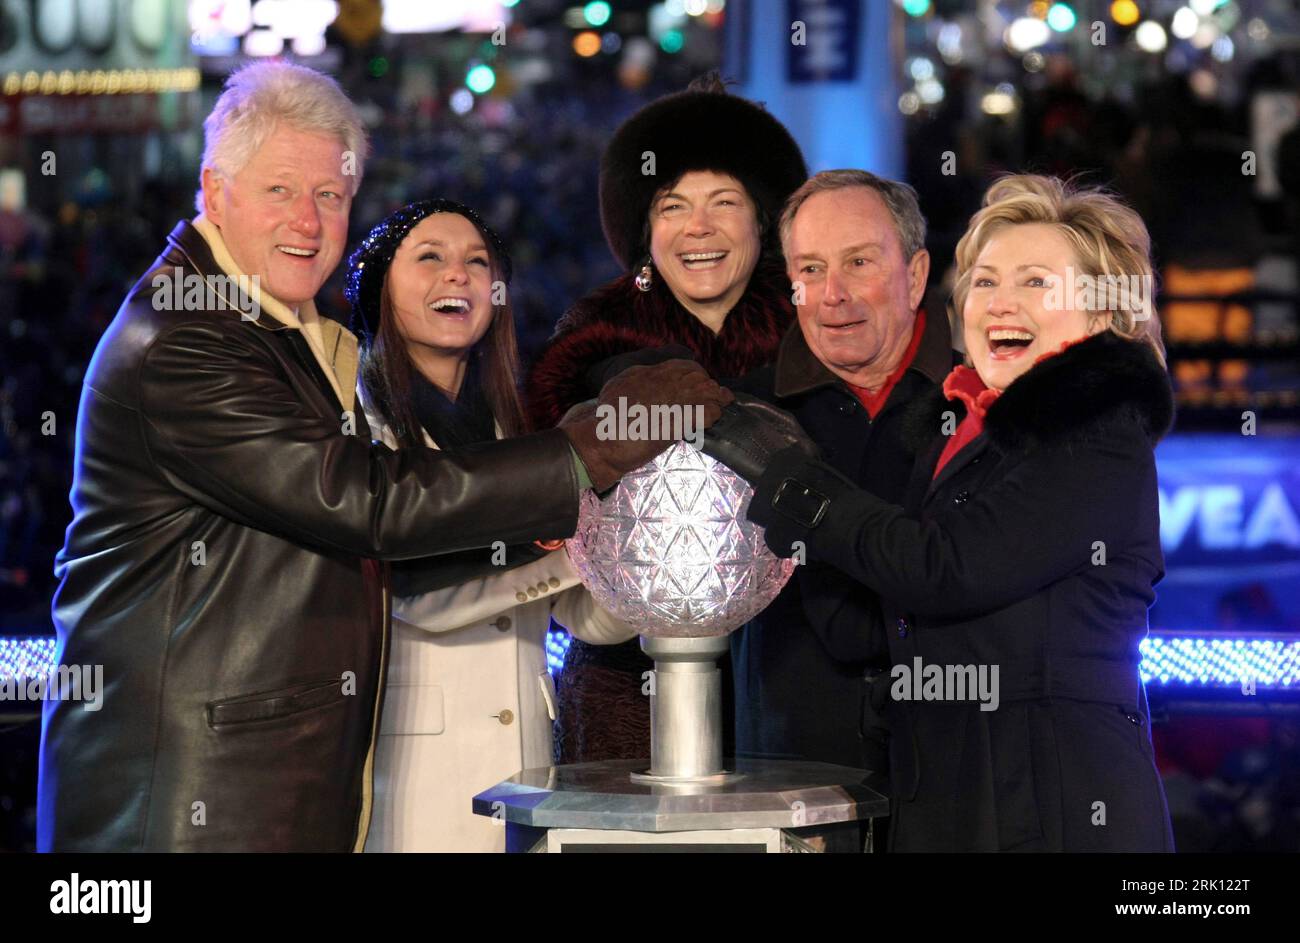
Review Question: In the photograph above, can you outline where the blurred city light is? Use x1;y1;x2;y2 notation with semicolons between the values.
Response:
466;64;496;93
660;29;684;53
383;0;513;33
573;31;601;57
1046;3;1077;32
1110;0;1140;27
583;1;611;27
1134;20;1168;52
981;89;1016;115
449;88;475;114
917;78;944;105
1006;17;1051;53
937;22;963;63
243;30;284;56
1171;6;1199;40
1190;22;1220;49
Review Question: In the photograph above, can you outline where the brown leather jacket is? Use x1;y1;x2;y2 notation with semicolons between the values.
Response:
38;221;580;851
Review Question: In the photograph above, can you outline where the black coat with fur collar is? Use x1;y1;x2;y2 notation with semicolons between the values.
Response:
749;331;1177;852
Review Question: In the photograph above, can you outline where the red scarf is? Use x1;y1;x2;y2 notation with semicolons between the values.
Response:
932;335;1090;479
848;310;927;419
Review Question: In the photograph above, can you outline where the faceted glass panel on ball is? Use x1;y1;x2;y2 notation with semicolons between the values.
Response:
567;442;795;638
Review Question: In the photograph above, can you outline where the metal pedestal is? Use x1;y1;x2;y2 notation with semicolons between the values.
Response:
473;758;888;853
634;635;737;784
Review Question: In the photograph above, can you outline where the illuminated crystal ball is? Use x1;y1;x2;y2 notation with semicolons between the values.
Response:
567;441;795;638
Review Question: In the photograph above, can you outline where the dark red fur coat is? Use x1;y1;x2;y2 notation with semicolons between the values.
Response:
526;256;794;431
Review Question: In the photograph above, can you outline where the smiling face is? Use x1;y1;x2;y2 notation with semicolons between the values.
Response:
962;222;1106;391
648;170;761;325
202;123;351;306
787;186;929;388
386;212;495;366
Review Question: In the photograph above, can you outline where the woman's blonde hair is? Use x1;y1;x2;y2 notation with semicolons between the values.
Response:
952;174;1165;366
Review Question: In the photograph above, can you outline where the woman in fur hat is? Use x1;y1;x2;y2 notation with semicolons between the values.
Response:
345;200;643;851
525;74;808;764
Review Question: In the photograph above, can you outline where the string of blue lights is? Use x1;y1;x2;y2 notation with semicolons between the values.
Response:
4;632;1297;691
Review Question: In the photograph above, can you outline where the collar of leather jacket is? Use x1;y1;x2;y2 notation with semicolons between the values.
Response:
162;220;354;336
164;219;360;412
160;220;287;333
772;304;953;399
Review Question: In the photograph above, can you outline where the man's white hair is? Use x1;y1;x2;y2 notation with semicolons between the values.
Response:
196;61;369;213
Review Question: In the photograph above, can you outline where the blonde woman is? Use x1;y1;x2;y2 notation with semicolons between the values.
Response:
345;199;643;851
709;175;1176;851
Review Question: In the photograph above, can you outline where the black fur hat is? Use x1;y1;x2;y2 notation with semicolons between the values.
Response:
598;73;808;270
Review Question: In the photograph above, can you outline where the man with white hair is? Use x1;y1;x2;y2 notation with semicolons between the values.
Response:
37;62;728;851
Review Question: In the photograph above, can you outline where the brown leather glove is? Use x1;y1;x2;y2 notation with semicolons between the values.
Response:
560;359;733;491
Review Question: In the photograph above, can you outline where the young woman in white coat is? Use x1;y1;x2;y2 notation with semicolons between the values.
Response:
345;199;637;851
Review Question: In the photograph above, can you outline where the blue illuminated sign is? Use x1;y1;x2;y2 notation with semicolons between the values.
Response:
1153;434;1300;633
786;0;860;83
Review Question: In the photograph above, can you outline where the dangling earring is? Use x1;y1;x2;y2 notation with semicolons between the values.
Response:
635;262;653;292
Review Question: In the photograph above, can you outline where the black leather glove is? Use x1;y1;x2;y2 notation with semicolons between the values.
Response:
747;448;857;557
700;393;818;484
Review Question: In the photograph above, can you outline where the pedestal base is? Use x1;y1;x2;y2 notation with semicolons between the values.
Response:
626;768;744;786
473;758;888;853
